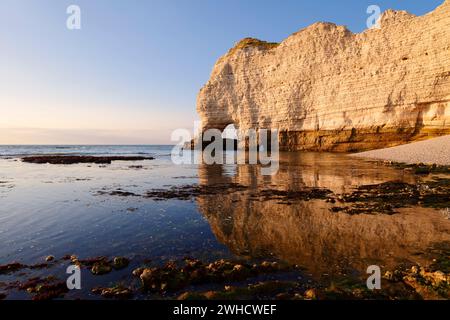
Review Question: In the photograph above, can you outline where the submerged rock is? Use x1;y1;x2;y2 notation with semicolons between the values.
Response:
113;257;130;270
70;255;78;264
18;277;68;301
384;265;450;300
132;267;145;277
331;178;450;214
178;281;299;300
92;286;133;299
0;262;25;274
177;292;208;300
137;258;293;293
31;282;68;301
304;289;318;300
21;155;154;165
91;262;112;275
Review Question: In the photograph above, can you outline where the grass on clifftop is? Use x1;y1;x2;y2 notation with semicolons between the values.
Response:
228;38;279;55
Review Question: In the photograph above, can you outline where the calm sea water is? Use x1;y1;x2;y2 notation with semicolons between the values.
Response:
0;145;173;157
0;145;449;299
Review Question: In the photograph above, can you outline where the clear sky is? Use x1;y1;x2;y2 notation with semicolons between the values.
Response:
0;0;444;144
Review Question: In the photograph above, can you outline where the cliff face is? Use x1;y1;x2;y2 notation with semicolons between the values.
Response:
197;1;450;151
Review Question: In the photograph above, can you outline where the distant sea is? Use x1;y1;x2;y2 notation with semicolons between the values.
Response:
0;145;174;158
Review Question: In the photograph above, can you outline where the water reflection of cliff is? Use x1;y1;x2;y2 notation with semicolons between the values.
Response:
196;152;450;276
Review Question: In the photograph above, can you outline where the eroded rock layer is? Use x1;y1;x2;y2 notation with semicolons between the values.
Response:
197;1;450;151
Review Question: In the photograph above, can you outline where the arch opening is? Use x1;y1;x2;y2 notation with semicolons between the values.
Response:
221;123;238;151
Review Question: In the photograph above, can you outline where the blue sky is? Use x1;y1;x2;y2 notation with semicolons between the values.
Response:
0;0;444;144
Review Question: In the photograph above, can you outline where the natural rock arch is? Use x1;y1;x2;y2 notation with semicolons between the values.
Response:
197;0;450;152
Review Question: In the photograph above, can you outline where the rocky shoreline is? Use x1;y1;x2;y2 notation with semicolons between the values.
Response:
21;155;155;165
1;251;449;300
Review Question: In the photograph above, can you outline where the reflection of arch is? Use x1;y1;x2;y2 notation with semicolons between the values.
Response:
196;158;450;276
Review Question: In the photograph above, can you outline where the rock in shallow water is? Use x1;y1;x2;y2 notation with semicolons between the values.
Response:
92;286;133;299
113;257;130;270
21;155;154;165
91;262;112;275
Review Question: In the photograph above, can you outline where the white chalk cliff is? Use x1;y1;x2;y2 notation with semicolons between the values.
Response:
197;1;450;151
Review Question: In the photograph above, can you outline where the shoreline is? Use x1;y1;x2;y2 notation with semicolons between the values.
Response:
1;252;449;300
350;135;450;166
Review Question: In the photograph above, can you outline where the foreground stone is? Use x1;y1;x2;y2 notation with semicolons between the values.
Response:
2;255;447;300
0;262;49;274
92;286;133;299
0;262;25;274
66;255;126;275
21;155;154;165
197;1;450;152
18;276;69;301
384;265;450;300
91;262;112;275
112;257;130;270
135;259;293;293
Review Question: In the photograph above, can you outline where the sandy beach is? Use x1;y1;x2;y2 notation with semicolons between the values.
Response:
351;135;450;166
